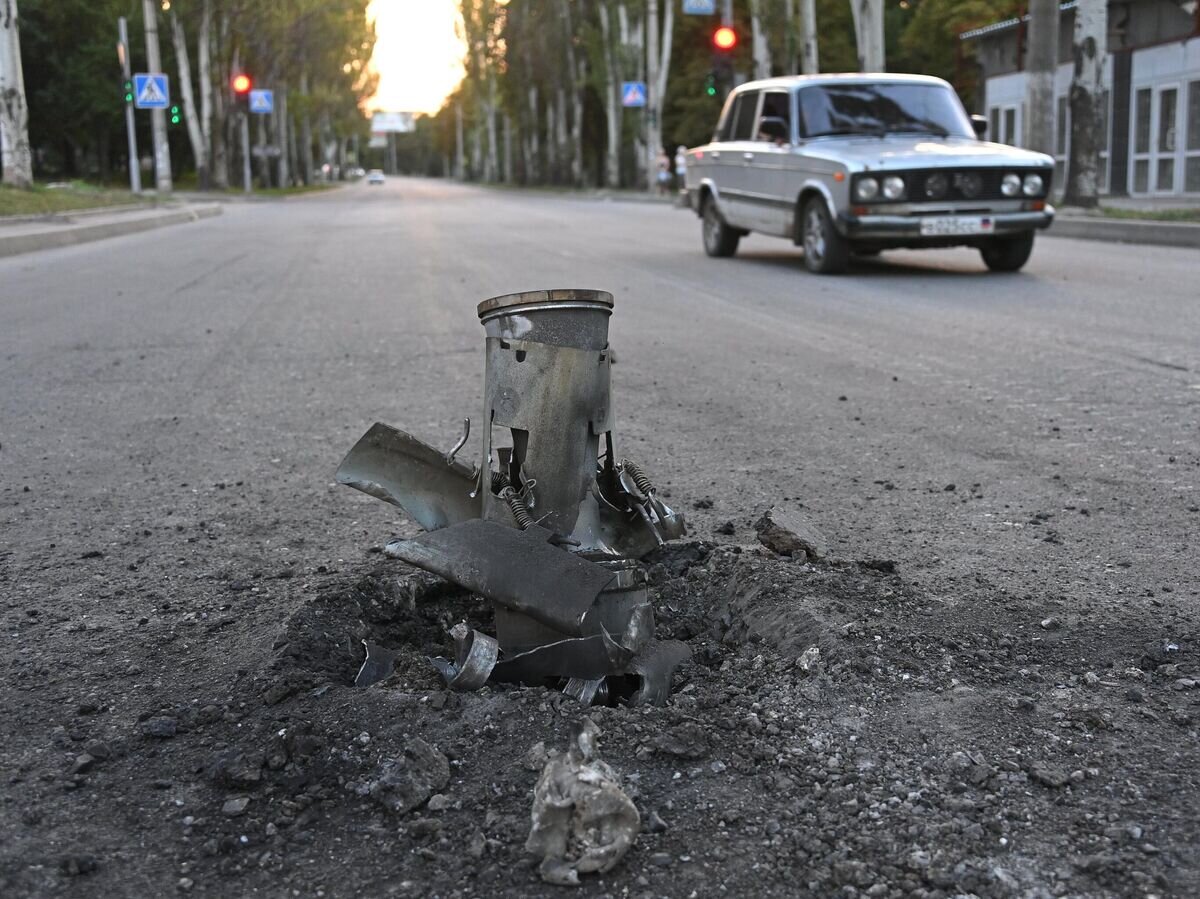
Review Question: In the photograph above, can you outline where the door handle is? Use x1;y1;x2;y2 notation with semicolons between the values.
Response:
743;152;755;160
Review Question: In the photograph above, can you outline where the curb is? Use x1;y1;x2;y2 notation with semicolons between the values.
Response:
0;204;222;258
1048;216;1200;250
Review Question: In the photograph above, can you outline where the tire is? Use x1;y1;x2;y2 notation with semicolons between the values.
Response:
702;197;740;258
980;231;1035;272
801;197;849;274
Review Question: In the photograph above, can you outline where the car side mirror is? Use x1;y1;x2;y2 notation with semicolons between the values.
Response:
970;115;988;138
758;116;790;143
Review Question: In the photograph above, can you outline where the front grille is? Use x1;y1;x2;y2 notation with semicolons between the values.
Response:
853;167;1051;204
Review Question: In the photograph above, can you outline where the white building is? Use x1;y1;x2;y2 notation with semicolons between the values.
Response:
962;0;1200;198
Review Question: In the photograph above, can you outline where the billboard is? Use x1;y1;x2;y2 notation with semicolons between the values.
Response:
371;111;416;134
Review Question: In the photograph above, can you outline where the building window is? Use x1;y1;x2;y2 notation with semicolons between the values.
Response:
1186;81;1200;193
1004;107;1017;146
1156;87;1177;192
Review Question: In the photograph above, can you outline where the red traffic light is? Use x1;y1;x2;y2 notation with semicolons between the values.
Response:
713;26;737;51
232;74;252;94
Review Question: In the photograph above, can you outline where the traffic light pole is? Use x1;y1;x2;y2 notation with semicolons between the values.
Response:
117;18;141;194
722;0;733;26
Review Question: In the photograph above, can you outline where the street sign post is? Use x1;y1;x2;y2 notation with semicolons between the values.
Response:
621;81;647;108
249;90;274;114
133;73;169;109
683;0;717;13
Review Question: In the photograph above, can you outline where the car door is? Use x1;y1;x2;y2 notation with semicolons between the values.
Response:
742;89;794;235
718;89;761;228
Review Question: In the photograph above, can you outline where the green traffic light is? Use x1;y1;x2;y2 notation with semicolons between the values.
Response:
706;86;716;96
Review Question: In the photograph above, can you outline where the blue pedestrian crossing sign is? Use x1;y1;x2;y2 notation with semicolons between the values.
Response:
249;90;274;114
683;0;717;13
621;81;647;108
133;73;170;109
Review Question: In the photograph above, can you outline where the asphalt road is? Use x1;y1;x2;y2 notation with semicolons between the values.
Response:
2;178;1198;896
3;178;1196;589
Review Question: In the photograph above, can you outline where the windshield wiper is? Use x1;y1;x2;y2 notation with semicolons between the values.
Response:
809;126;886;139
887;125;950;138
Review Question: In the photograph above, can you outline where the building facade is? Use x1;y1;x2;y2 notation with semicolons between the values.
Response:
962;0;1200;198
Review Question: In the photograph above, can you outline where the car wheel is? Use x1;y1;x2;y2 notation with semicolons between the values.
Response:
702;197;740;258
801;197;849;274
980;231;1035;272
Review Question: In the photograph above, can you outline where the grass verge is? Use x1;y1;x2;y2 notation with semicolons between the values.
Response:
1098;206;1200;222
0;182;144;217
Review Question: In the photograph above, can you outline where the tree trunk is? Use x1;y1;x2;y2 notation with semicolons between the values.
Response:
849;0;884;72
209;13;229;189
800;0;819;74
171;13;209;188
750;0;773;80
599;3;621;189
255;113;270;186
276;86;289;187
0;0;34;187
562;0;584;186
299;71;314;185
1025;0;1059;155
198;1;213;166
1064;0;1107;207
141;0;173;192
485;78;499;182
545;96;558;180
503;113;513;183
454;102;464;179
645;0;674;191
526;85;540;182
287;112;299;189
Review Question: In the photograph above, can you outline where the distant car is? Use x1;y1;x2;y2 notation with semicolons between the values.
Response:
684;74;1055;273
367;169;385;185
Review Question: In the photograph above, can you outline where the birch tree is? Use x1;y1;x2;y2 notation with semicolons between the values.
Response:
171;10;209;188
644;0;674;191
800;0;819;74
1063;0;1107;206
749;0;773;80
0;0;33;187
849;0;884;72
598;2;622;188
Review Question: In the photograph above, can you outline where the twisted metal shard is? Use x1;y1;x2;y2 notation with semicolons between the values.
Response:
337;289;689;704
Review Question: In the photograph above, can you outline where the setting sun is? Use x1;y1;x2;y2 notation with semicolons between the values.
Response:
367;0;465;115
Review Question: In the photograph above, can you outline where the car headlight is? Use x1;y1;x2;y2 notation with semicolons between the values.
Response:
882;176;906;201
1022;173;1044;196
855;177;879;201
1001;173;1022;197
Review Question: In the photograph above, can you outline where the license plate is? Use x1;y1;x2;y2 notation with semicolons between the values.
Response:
919;215;993;236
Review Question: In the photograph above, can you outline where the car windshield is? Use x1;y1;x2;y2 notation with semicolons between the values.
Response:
798;83;974;140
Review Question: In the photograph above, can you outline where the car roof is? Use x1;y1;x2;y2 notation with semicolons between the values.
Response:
733;73;951;93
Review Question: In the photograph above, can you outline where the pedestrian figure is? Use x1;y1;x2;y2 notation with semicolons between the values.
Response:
674;145;688;205
656;151;672;196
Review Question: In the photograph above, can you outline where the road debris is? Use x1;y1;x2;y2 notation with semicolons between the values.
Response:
337;290;689;703
755;507;828;560
525;719;639;886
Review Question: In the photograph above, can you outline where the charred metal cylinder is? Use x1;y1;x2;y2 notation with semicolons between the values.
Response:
477;289;615;549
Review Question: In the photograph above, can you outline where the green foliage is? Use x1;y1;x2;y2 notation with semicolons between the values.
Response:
893;0;1023;102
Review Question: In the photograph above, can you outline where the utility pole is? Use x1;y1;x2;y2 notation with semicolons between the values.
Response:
141;0;172;193
117;18;141;193
721;0;732;27
1025;0;1059;155
850;0;885;73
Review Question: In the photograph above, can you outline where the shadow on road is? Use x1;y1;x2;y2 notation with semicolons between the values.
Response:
729;248;1035;280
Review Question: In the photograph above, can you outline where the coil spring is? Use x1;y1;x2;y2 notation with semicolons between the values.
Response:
500;486;534;530
490;470;507;493
621;459;656;496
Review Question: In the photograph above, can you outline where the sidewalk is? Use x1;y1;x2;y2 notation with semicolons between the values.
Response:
0;203;222;258
1046;193;1195;248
